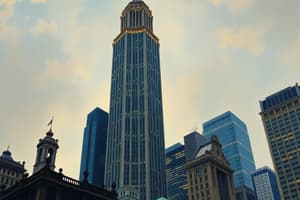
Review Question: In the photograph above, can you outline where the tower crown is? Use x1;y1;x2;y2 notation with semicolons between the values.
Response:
33;128;59;174
121;0;153;33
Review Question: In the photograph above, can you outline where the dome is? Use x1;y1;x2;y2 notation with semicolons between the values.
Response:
0;149;13;161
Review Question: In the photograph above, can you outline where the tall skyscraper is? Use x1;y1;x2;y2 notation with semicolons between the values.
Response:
202;111;256;200
79;107;108;187
184;131;207;161
165;143;188;200
186;135;236;200
252;166;281;200
260;83;300;199
104;1;167;199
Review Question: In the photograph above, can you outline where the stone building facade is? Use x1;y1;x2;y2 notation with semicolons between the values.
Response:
186;136;235;200
0;149;26;190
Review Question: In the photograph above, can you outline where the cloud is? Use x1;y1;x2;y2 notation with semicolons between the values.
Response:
208;0;253;12
0;0;16;21
39;58;91;84
282;34;300;66
2;0;299;178
0;0;18;44
216;25;266;56
31;18;58;36
31;0;47;3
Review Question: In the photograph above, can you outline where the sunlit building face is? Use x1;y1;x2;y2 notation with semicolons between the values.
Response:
260;83;300;200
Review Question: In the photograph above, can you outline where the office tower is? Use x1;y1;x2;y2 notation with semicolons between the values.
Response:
186;135;235;200
184;131;207;161
33;128;58;174
79;108;108;187
252;166;281;200
202;111;256;200
104;1;167;200
260;83;300;199
165;143;188;200
0;149;26;190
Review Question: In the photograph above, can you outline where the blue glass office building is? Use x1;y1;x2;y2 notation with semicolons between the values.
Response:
79;107;108;187
202;111;256;192
260;83;300;200
165;143;188;200
105;1;167;200
252;166;281;200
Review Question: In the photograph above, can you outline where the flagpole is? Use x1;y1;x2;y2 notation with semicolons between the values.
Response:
51;116;54;131
48;116;54;132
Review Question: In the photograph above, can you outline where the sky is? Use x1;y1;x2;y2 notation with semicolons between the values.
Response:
0;0;299;178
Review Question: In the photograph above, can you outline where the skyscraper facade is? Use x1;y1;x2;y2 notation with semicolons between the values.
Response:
165;143;188;200
79;107;108;187
260;83;300;199
184;131;207;161
105;1;167;200
252;166;281;200
202;111;256;199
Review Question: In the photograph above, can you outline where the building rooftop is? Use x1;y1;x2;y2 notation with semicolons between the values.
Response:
165;143;183;155
0;149;25;171
0;163;117;199
260;83;300;112
202;111;247;133
0;150;13;161
252;166;275;176
195;144;212;158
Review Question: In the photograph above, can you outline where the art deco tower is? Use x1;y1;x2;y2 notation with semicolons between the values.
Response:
105;1;167;200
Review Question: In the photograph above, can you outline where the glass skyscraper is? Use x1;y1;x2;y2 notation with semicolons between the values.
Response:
165;143;188;200
184;131;207;161
202;111;256;196
260;83;300;199
79;107;108;187
105;1;167;200
252;166;281;200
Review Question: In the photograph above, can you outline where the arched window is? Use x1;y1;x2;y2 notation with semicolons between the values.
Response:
47;148;53;160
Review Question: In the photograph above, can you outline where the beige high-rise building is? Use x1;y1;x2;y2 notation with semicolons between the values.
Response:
186;136;235;200
260;83;300;199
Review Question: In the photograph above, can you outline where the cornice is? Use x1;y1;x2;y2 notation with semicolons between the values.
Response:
113;28;159;45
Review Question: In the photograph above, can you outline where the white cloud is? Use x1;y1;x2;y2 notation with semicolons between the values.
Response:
0;0;16;21
0;0;18;43
282;34;300;65
3;0;299;178
31;19;58;36
216;25;266;56
208;0;253;12
31;0;47;4
39;58;91;84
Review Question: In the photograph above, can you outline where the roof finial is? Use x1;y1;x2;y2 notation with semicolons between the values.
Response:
188;121;198;132
7;145;10;151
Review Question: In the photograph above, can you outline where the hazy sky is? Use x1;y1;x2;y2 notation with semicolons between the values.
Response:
1;0;299;178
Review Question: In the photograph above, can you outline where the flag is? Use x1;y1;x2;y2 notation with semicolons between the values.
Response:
48;117;54;127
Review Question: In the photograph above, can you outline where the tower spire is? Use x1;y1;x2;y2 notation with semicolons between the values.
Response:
33;122;59;174
120;0;153;33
